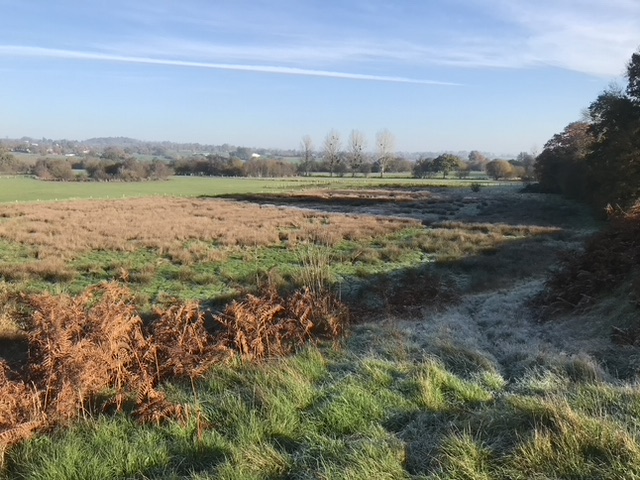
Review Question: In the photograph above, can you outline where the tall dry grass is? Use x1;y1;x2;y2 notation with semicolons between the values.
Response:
0;197;417;263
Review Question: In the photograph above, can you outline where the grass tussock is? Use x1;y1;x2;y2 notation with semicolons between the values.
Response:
0;258;76;283
0;282;347;463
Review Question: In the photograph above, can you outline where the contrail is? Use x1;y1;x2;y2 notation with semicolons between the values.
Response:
0;45;462;86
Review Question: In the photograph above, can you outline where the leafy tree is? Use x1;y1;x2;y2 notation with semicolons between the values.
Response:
334;157;348;177
85;158;109;180
119;157;147;181
412;157;436;178
486;160;515;180
207;155;245;176
535;49;640;209
148;159;174;180
626;51;640;102
456;163;471;179
433;153;461;178
33;158;75;181
0;149;27;174
586;83;640;207
232;147;252;161
534;122;592;198
516;152;536;181
359;160;372;177
100;146;128;161
386;156;411;173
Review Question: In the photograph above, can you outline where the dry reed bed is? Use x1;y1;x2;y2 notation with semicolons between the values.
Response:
0;282;347;463
0;198;417;261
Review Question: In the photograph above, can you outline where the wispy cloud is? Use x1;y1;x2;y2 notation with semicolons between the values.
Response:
3;1;638;82
101;1;640;79
460;0;640;77
0;45;461;86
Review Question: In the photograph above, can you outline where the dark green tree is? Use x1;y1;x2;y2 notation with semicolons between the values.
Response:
586;71;640;208
626;51;640;102
412;157;436;178
433;154;461;178
534;122;592;198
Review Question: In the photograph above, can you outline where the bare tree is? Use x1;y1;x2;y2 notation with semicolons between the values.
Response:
300;134;314;176
468;150;488;171
323;129;342;177
347;129;367;177
375;129;395;177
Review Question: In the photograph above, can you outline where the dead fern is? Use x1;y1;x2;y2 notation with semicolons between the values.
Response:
0;281;348;464
217;287;348;360
150;301;231;379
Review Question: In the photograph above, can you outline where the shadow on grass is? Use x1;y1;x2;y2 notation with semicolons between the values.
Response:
202;185;597;229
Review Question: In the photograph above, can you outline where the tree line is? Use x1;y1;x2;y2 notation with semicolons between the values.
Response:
0;145;535;182
297;129;413;177
534;49;640;210
412;151;535;180
1;127;539;182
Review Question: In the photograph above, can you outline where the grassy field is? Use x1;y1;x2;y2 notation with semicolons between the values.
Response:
0;188;558;308
0;175;501;204
0;176;317;203
5;328;640;479
3;179;639;479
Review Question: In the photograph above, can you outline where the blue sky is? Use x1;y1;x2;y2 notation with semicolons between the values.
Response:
1;1;639;155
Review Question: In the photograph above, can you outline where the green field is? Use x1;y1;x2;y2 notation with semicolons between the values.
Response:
0;176;316;203
0;175;500;204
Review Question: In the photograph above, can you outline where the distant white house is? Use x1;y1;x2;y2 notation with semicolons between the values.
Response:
251;153;261;158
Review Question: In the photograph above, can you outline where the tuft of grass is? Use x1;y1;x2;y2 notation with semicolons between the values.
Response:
437;432;495;480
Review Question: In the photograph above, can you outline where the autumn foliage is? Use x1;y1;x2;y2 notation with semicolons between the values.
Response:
0;282;347;460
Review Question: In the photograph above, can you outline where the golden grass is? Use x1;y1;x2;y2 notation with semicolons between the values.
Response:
0;198;417;262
